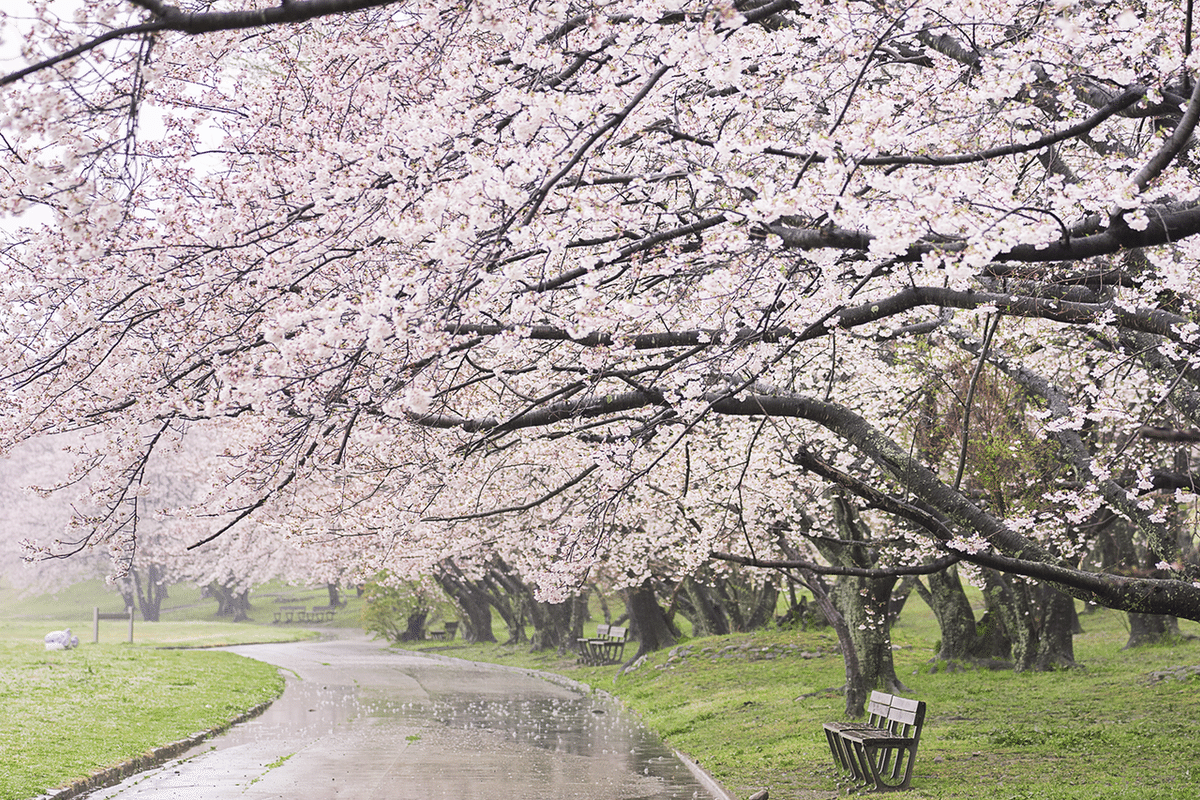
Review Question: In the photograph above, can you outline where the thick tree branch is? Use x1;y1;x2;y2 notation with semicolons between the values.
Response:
1127;69;1200;195
446;284;1195;354
2;0;402;86
713;550;961;577
948;328;1183;567
786;444;1200;620
769;201;1200;262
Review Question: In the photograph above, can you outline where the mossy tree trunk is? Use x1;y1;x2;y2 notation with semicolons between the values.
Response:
916;565;1014;663
1093;510;1179;648
820;493;906;694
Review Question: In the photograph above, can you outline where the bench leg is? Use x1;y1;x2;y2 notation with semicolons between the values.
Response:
848;741;916;792
824;727;853;773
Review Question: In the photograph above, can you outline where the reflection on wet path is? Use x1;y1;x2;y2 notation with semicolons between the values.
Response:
85;632;724;800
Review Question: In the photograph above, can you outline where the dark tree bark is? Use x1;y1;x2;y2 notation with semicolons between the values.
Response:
484;572;526;644
209;580;250;621
778;526;867;717
815;494;906;694
624;580;678;661
398;609;429;642
527;598;574;651
678;575;731;636
326;583;342;608
1034;583;1078;669
1093;510;1179;648
981;572;1080;671
434;562;497;643
916;565;1013;663
564;591;589;655
118;564;168;622
800;568;868;718
1126;612;1179;648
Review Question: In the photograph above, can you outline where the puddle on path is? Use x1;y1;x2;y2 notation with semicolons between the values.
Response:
366;692;705;792
208;663;713;800
86;639;724;800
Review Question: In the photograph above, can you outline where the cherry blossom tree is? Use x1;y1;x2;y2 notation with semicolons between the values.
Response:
4;0;1200;697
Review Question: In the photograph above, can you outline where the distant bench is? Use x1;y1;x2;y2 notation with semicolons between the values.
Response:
823;690;926;791
577;624;628;665
427;621;458;640
273;605;337;623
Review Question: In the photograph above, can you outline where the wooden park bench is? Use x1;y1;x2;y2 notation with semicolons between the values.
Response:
427;621;459;640
577;623;610;664
309;605;337;622
273;605;306;623
823;690;926;791
577;624;628;665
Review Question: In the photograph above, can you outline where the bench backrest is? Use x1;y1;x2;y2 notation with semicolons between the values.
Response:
596;624;610;638
607;626;627;640
865;691;893;726
884;695;926;742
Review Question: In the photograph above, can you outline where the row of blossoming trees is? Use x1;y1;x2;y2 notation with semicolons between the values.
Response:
4;0;1200;712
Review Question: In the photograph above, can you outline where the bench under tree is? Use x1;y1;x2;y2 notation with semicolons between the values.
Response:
577;624;628;665
823;690;926;792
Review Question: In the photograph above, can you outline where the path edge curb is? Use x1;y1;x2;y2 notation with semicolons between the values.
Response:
32;696;278;800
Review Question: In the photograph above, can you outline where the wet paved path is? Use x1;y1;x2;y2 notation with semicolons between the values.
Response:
84;630;727;800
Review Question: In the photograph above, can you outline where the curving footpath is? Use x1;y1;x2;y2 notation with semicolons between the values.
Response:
62;629;732;800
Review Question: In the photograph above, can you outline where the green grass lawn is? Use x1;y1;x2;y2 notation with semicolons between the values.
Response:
0;643;283;799
0;579;333;800
406;603;1200;800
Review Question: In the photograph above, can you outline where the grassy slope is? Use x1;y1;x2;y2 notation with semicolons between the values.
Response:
405;602;1200;800
0;579;338;800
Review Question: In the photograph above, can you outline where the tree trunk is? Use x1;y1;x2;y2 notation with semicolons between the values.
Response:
1034;583;1077;669
434;565;497;643
1126;612;1179;648
800;568;867;718
564;591;589;655
209;581;250;621
819;493;906;694
524;595;574;651
326;583;341;608
917;565;1011;663
146;564;168;622
916;569;972;661
487;564;542;645
833;571;904;693
1094;511;1179;648
985;572;1038;671
778;526;866;717
680;576;731;636
399;609;428;642
624;580;678;661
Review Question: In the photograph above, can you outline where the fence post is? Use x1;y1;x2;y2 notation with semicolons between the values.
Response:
93;606;136;643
